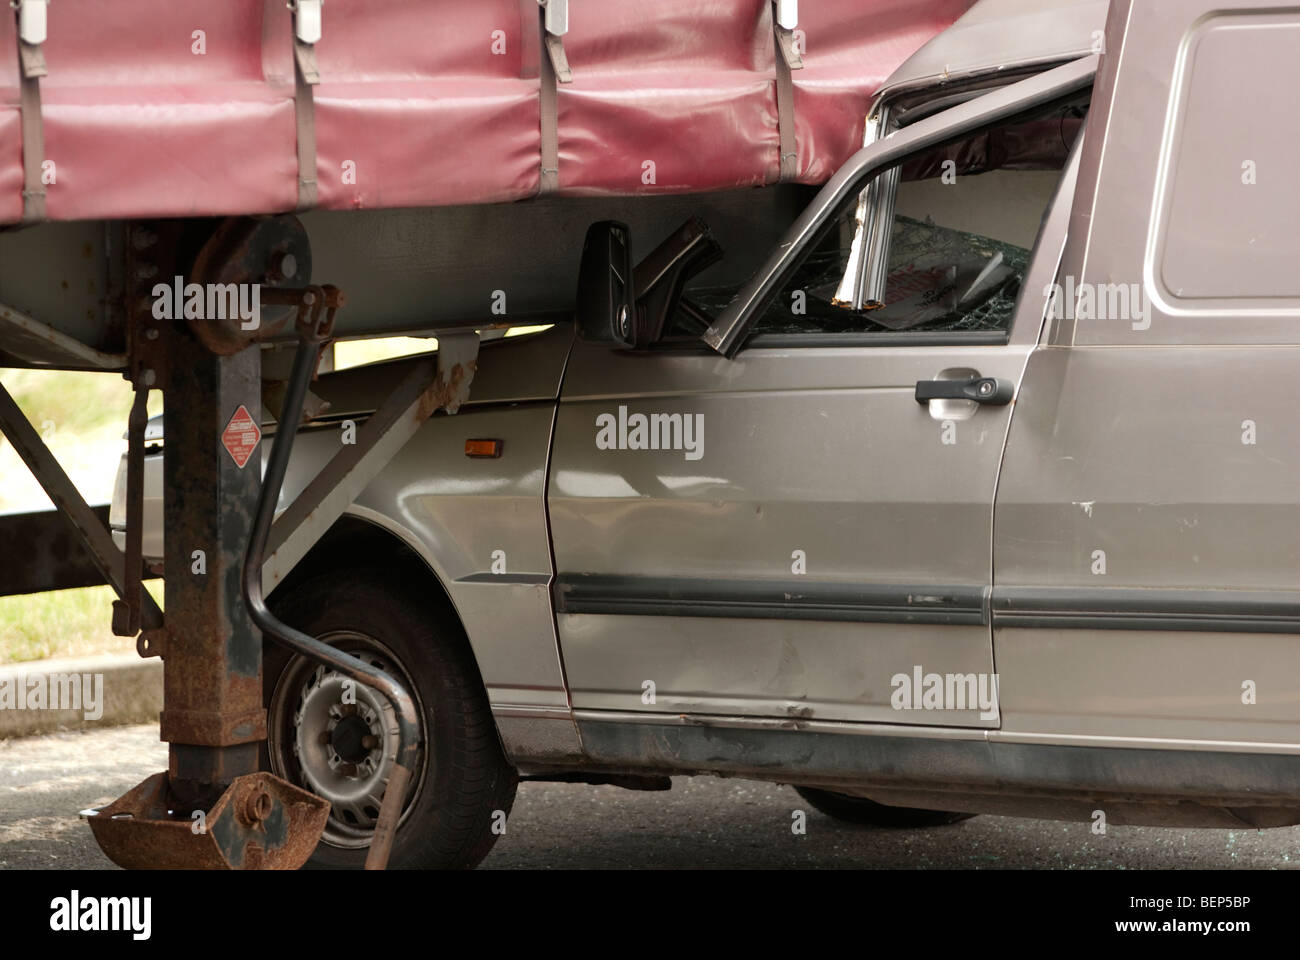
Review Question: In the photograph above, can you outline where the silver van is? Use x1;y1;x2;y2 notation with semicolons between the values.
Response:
111;0;1300;867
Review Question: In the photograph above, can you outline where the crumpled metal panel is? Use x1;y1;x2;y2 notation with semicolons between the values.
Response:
0;0;971;224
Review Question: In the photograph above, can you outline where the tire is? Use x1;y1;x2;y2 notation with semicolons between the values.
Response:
263;569;517;868
794;786;975;828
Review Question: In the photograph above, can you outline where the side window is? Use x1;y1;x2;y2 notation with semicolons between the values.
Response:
745;101;1086;339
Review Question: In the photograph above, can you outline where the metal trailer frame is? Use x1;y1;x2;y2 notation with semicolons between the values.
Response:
0;217;485;869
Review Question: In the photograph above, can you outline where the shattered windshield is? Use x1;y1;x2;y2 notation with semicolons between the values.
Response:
678;99;1086;343
734;215;1030;335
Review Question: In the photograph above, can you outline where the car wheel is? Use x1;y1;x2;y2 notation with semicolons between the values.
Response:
794;786;975;828
264;569;517;868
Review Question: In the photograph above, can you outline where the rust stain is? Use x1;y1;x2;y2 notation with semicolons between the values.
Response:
417;362;469;419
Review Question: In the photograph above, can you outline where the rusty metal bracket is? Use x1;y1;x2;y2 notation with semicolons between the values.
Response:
112;383;149;638
242;286;420;870
187;216;316;355
124;221;181;390
0;381;162;631
84;770;329;870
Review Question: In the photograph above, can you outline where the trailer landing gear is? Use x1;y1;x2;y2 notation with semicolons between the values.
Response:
68;216;479;869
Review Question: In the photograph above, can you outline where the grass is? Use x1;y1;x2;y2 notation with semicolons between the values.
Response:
0;583;163;664
0;368;156;663
0;368;161;515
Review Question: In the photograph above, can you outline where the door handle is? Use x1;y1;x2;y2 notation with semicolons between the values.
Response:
914;376;1014;405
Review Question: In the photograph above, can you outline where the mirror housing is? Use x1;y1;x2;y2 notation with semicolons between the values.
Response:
576;220;635;346
630;216;722;348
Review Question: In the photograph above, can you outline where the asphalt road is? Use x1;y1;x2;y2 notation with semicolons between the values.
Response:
3;724;1299;870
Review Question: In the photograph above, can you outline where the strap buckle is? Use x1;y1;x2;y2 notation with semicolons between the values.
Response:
538;0;567;36
289;0;322;45
15;0;48;47
772;0;803;70
12;1;48;81
537;0;571;83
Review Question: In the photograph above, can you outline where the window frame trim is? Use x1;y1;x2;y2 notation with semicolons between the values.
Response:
701;55;1098;358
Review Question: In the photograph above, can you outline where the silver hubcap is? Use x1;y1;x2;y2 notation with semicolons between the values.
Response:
268;632;426;850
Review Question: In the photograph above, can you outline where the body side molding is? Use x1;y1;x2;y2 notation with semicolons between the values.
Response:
992;586;1300;633
555;575;990;626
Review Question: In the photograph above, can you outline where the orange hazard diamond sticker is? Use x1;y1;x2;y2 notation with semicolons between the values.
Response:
221;404;261;469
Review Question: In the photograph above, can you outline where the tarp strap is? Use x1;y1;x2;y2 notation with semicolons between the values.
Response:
290;1;321;209
537;4;561;194
293;42;319;209
772;0;803;183
14;1;48;222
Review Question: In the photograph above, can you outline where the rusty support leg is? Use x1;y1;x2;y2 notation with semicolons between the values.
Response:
87;222;330;870
159;322;266;809
86;290;328;872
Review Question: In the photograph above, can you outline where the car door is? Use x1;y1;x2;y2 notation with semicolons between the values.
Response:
546;73;1088;728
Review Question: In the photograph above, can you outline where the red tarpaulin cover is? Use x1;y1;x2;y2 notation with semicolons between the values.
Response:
0;0;972;225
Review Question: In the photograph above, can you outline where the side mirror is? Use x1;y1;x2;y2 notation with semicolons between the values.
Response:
631;216;722;348
576;220;635;346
